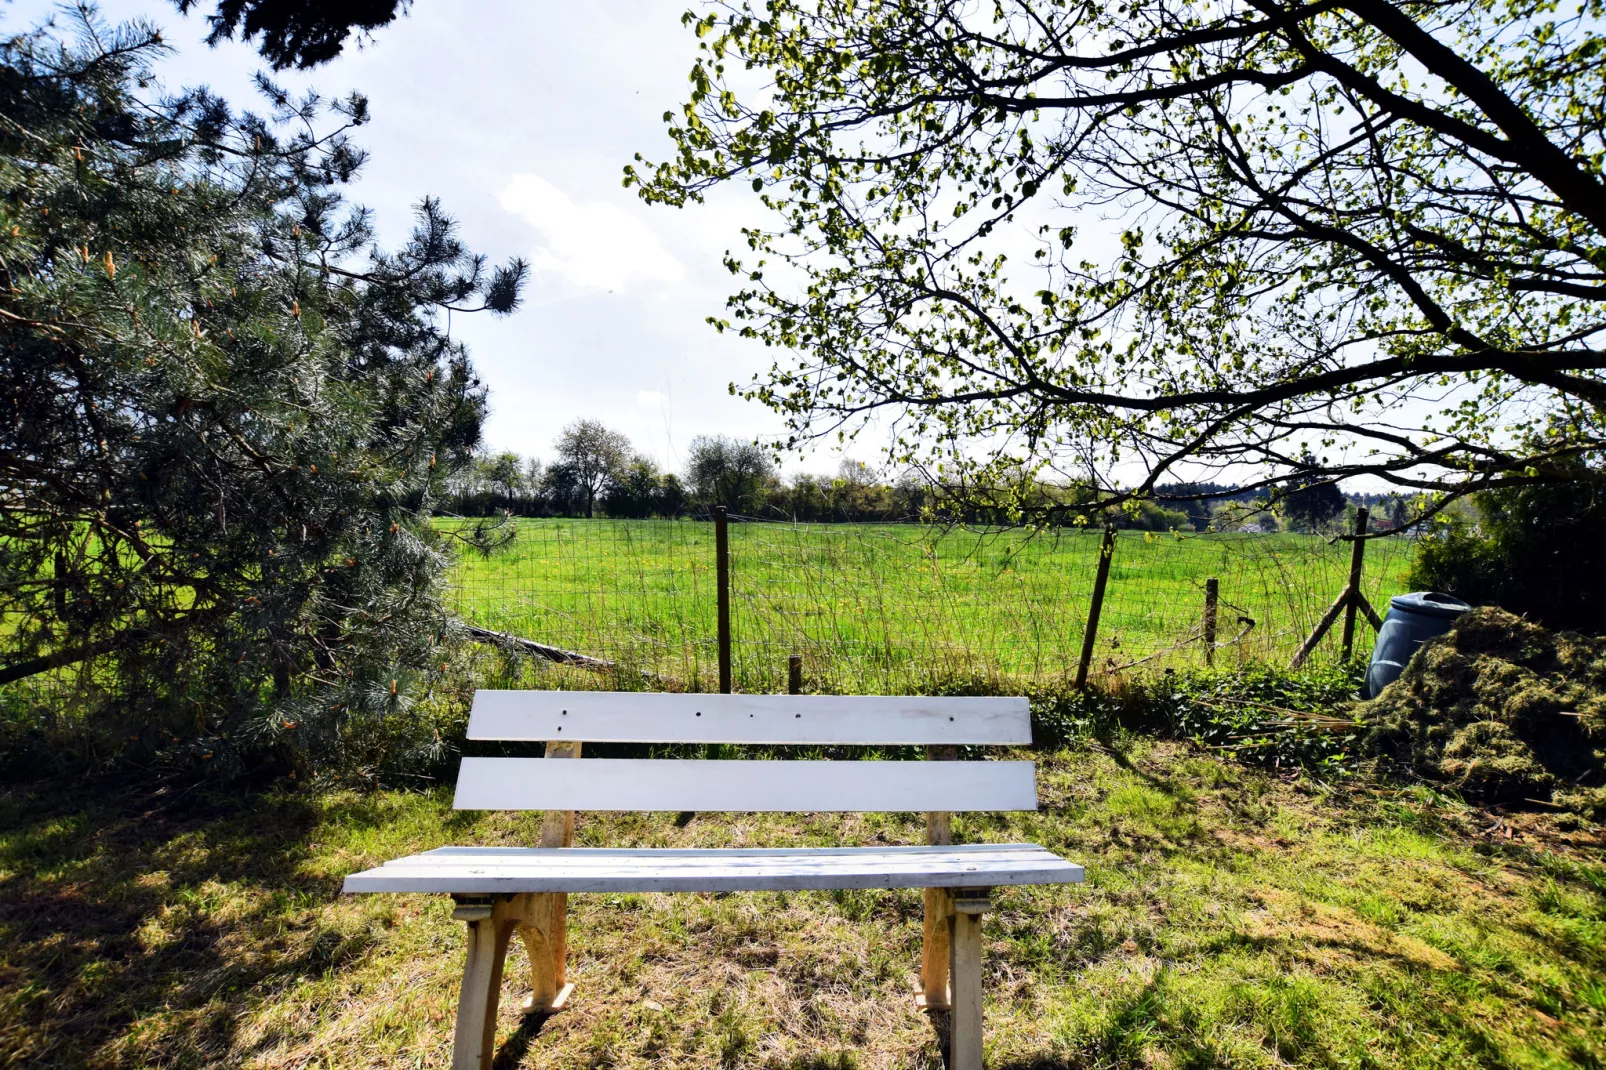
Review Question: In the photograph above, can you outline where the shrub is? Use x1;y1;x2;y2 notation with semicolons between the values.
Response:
1408;478;1606;632
1026;663;1367;775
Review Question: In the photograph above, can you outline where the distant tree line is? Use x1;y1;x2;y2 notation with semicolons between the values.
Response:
445;422;1411;532
442;421;927;522
1156;479;1420;535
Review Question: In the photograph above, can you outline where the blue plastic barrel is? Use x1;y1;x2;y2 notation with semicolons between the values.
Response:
1363;592;1472;698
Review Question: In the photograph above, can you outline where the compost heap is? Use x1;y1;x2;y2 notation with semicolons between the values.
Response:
1360;606;1606;818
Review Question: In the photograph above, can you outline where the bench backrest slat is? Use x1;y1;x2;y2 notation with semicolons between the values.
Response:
454;757;1038;813
467;691;1031;745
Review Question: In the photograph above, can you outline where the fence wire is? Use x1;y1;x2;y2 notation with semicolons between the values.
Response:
444;517;1416;692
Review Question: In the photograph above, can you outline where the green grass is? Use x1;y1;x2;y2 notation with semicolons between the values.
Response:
4;740;1600;1068
445;521;1415;692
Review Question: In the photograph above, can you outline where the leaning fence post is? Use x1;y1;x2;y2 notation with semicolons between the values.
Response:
715;506;732;694
1203;578;1219;667
1340;507;1369;662
788;653;803;695
1075;524;1117;689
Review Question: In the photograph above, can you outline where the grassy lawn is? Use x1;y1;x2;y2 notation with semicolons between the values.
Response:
3;739;1601;1069
446;521;1416;692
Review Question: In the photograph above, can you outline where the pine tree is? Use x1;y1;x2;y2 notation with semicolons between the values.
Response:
0;12;526;774
177;0;410;70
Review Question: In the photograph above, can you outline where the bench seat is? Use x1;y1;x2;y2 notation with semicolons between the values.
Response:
343;843;1083;894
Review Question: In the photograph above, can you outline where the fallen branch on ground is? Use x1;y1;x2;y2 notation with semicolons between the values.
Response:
461;624;680;686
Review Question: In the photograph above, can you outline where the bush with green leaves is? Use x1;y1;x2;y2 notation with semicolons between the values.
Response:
0;12;524;777
1152;663;1367;777
1022;663;1365;774
1408;477;1606;632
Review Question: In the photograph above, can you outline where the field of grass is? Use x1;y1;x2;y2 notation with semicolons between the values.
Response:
446;520;1417;692
3;738;1601;1069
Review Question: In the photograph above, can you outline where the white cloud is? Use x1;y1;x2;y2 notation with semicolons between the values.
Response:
499;174;685;292
637;390;665;407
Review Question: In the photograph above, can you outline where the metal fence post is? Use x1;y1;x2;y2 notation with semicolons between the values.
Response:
788;652;802;695
1340;507;1369;662
1075;524;1117;689
715;506;732;693
1203;577;1219;667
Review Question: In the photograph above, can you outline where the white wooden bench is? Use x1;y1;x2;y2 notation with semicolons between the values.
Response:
343;691;1083;1069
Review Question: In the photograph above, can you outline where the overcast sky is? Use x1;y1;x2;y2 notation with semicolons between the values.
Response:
7;0;812;473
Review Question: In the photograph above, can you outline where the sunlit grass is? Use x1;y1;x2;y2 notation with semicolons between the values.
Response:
3;740;1599;1068
444;521;1415;691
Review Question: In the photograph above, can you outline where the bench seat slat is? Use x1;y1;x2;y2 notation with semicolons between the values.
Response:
467;691;1032;745
453;757;1037;813
385;846;1056;872
342;844;1084;894
412;844;1052;861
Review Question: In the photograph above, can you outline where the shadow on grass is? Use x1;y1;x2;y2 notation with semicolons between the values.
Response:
0;780;395;1067
1095;732;1187;798
492;1010;553;1069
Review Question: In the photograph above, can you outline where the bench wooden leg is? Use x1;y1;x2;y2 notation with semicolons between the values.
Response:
519;739;580;1013
919;787;956;1010
918;887;953;1009
514;892;573;1013
948;889;990;1070
452;899;513;1070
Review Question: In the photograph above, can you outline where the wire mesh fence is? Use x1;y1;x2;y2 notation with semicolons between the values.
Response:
444;517;1417;692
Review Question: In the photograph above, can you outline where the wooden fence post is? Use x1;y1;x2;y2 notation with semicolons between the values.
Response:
1203;578;1219;667
788;653;802;695
715;506;732;694
1291;506;1384;669
1340;507;1369;662
1075;525;1117;689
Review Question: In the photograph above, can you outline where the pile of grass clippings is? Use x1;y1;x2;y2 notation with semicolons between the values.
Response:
1360;606;1606;819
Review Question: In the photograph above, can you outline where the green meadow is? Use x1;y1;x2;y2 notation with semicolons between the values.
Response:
445;520;1417;692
